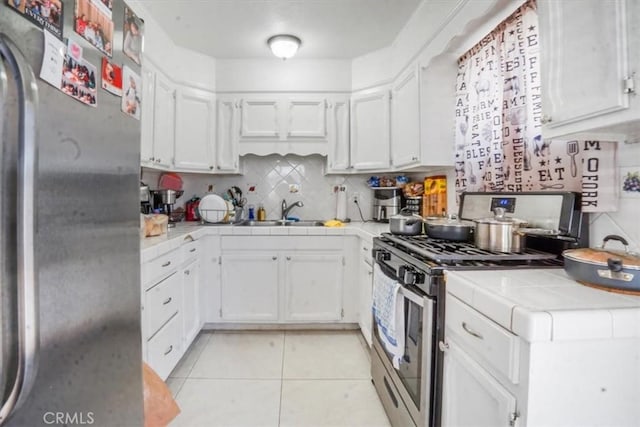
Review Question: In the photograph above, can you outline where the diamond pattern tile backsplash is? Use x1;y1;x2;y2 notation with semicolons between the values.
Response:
143;154;386;221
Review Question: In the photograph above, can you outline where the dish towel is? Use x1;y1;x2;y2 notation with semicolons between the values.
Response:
372;263;405;369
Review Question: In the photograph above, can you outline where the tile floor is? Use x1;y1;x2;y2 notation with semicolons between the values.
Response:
167;330;391;427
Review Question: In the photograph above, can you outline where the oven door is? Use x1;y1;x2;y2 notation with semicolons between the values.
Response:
372;261;435;427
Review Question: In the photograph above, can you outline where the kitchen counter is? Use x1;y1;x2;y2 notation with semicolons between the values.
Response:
446;269;640;343
141;221;389;262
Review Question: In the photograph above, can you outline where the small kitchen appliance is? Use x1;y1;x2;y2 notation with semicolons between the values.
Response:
140;182;152;214
371;191;587;427
373;187;402;222
152;189;183;226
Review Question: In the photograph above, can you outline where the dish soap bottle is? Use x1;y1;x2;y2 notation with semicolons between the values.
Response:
257;204;266;221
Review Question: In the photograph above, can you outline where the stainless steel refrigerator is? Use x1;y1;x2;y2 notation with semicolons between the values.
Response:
0;0;143;425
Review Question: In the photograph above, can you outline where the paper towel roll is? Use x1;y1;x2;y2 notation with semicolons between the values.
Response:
336;185;347;220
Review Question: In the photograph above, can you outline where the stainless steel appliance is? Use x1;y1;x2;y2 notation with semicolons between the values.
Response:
371;192;587;427
373;187;402;222
1;2;143;425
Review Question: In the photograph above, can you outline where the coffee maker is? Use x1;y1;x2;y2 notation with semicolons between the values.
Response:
151;189;183;226
140;182;152;214
372;187;402;222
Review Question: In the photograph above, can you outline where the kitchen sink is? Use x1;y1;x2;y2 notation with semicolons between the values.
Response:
234;220;325;227
286;220;325;227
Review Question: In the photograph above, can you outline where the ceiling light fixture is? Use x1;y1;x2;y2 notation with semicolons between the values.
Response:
267;34;302;60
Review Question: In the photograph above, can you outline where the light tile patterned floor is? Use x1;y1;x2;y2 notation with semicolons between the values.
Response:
168;330;391;427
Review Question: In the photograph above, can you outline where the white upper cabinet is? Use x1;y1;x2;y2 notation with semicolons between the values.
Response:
286;99;327;138
174;87;216;172
152;71;176;169
216;97;240;172
350;89;391;170
419;55;456;167
391;66;421;168
539;0;639;137
327;99;351;172
235;94;344;156
140;65;156;166
239;99;280;138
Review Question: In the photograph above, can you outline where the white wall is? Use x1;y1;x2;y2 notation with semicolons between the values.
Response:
590;142;640;252
216;59;352;92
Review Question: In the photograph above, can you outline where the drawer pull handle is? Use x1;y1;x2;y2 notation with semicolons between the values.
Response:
382;376;399;408
184;270;190;275
462;322;483;340
189;248;196;253
161;261;171;267
164;345;173;356
363;247;368;251
163;297;172;305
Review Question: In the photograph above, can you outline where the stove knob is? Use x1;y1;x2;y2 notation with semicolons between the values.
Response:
414;272;425;285
399;266;416;285
375;250;391;261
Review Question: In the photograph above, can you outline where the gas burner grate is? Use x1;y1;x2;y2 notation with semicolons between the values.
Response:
381;233;559;263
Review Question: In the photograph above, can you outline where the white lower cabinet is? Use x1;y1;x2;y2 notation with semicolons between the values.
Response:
441;337;517;427
220;253;280;321
357;238;373;346
283;253;344;322
181;258;201;346
147;313;183;381
218;236;349;324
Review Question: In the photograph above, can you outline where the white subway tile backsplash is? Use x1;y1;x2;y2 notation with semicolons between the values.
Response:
142;154;379;221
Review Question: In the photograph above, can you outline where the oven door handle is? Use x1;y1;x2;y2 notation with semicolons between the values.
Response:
374;259;398;282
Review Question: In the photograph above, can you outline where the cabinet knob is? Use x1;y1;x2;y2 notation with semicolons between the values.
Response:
541;115;552;124
272;256;277;261
209;166;214;170
185;270;190;275
217;166;221;170
149;157;155;161
412;156;418;161
438;341;449;352
286;256;291;261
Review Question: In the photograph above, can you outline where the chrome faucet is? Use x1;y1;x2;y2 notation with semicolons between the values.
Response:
281;199;303;221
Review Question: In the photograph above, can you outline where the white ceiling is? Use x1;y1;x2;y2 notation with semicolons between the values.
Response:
139;0;423;59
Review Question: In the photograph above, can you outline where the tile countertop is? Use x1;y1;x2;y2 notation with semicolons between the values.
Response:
445;269;640;343
141;221;390;262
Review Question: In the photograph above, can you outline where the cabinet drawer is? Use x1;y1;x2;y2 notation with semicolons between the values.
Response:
147;313;182;380
360;239;373;266
145;271;181;339
182;238;200;264
445;294;520;384
143;248;180;289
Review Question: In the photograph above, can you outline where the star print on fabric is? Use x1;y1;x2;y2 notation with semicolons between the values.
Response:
539;160;546;167
528;25;536;31
509;30;515;36
515;127;522;133
554;156;562;164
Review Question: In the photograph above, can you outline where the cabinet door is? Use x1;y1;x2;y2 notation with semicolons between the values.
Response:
216;98;239;172
358;260;373;346
286;98;327;138
153;72;176;168
220;253;279;321
391;67;421;167
283;253;343;322
182;259;200;347
239;99;280;138
539;0;629;127
441;338;518;427
174;87;215;172
350;90;390;170
140;66;155;165
327;99;351;171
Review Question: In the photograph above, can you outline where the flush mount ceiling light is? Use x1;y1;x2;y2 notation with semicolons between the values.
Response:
267;34;302;60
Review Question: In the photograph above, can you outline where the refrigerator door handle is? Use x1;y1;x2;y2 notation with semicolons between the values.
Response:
0;33;40;424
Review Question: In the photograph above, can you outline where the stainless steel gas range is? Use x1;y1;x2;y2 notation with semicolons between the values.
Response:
370;192;588;427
